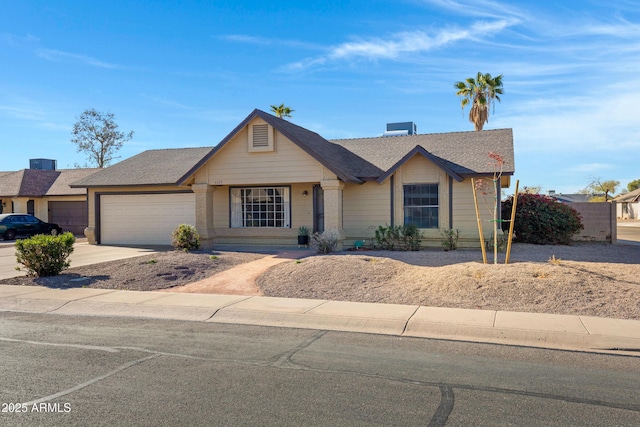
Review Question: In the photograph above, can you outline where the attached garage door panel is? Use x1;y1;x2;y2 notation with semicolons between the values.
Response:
49;201;88;235
101;193;195;245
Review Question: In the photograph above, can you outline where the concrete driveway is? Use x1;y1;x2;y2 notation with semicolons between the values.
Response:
0;241;159;280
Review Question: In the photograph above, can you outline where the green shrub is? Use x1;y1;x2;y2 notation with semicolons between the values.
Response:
374;224;422;251
440;228;460;251
374;225;401;250
400;223;422;251
15;232;75;277
171;224;200;251
310;231;338;254
501;193;583;245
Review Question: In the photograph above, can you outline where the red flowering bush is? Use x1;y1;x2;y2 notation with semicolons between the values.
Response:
501;193;583;245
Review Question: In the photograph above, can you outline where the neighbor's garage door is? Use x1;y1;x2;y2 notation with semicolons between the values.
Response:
49;201;88;235
100;193;195;245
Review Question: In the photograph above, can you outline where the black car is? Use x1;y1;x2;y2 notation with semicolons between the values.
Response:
0;214;63;240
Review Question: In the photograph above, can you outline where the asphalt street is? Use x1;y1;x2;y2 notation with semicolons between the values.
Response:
618;225;640;245
1;312;638;426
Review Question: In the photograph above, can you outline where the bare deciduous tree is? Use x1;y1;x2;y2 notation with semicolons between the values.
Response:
71;109;134;168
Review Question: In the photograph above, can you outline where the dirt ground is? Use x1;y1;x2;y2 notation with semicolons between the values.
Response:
0;251;266;291
1;243;639;320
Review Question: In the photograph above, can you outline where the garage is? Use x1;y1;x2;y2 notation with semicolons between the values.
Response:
49;201;88;235
100;193;195;245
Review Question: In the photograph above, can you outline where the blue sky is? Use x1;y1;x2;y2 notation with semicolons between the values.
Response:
1;0;638;194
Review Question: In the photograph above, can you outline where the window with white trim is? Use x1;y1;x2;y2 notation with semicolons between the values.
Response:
231;187;290;228
403;184;439;228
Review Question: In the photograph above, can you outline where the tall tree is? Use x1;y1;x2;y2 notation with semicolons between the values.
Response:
270;103;294;119
71;109;134;168
454;72;504;131
627;179;640;192
584;178;620;201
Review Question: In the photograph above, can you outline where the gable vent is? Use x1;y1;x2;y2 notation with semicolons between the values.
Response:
252;124;270;147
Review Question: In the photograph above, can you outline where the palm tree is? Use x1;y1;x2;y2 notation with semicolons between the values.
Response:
454;72;503;131
270;104;294;119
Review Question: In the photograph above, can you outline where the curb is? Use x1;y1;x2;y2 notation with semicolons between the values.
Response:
1;285;639;357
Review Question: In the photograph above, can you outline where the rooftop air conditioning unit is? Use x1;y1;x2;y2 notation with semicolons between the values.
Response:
29;159;57;170
383;122;417;136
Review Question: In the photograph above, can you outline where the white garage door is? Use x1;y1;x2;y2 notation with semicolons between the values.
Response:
100;193;196;245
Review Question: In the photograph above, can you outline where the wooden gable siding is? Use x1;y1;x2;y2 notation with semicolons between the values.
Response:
205;118;326;186
343;181;391;239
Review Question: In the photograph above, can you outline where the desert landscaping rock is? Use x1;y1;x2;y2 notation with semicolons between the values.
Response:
258;243;640;321
0;251;265;291
1;242;638;321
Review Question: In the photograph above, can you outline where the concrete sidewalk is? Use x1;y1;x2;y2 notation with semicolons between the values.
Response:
1;284;639;356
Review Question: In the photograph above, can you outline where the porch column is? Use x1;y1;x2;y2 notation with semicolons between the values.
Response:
192;183;215;249
320;179;344;247
11;197;29;214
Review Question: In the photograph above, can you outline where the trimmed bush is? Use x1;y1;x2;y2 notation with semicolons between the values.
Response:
171;224;200;251
15;232;76;277
501;193;583;245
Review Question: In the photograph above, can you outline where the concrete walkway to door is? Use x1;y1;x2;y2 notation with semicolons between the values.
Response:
157;249;311;296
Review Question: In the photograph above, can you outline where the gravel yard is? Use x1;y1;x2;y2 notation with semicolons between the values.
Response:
1;242;639;320
257;243;640;320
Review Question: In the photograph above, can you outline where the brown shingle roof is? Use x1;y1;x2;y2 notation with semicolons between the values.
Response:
46;169;99;195
330;128;515;177
614;188;640;203
0;168;100;197
72;110;516;188
0;170;24;196
71;147;214;187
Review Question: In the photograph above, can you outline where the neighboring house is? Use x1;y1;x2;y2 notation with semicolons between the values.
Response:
547;191;591;204
614;188;640;219
0;164;99;235
72;109;515;248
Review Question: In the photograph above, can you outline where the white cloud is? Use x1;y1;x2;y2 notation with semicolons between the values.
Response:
35;49;119;69
418;0;527;20
220;34;323;51
284;18;518;71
